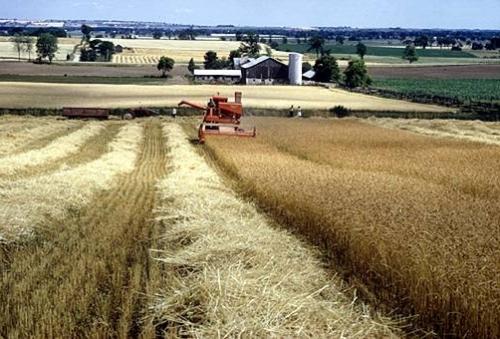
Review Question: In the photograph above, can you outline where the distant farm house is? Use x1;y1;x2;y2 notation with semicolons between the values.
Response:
194;69;242;83
240;56;289;85
201;53;307;85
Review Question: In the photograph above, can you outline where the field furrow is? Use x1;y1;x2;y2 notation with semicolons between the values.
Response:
148;123;398;337
0;122;105;176
0;123;143;242
0;120;167;338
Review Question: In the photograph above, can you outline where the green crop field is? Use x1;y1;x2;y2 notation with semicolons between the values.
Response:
372;79;500;103
278;43;477;58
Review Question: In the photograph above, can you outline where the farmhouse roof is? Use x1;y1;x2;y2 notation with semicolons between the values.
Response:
194;69;242;77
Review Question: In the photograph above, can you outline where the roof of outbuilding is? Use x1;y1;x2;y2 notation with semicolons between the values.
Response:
303;70;316;79
194;69;242;77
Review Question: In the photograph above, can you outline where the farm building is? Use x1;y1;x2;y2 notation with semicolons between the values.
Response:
303;70;316;83
200;53;305;85
240;56;289;85
194;69;242;83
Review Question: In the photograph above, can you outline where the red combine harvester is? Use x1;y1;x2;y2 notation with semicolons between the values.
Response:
178;91;256;143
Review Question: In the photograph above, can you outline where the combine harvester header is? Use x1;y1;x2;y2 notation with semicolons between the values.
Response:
179;91;256;143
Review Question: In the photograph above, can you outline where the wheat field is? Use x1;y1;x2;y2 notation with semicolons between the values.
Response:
0;82;452;112
0;116;403;337
105;38;291;64
201;116;500;338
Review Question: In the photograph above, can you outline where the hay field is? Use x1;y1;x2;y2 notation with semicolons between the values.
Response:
202;117;500;338
106;38;290;64
0;82;452;112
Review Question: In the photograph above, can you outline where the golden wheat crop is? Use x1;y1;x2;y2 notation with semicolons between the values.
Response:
367;117;500;145
202;116;500;338
0;82;452;112
149;122;399;337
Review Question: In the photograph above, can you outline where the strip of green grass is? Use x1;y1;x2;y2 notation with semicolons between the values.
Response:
278;44;476;58
372;79;500;103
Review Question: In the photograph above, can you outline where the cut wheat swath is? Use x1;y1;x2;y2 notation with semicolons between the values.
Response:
0;117;81;157
0;123;143;242
149;123;399;338
0;122;105;176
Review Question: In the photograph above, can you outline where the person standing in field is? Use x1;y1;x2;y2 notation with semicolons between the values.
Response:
289;105;294;117
297;106;302;118
172;107;177;118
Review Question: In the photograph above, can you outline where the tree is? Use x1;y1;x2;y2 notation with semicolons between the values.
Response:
98;41;115;61
313;55;340;83
152;31;163;39
335;35;345;45
414;35;429;49
36;33;58;63
308;35;325;57
204;50;220;69
188;58;197;74
282;37;288;45
23;36;35;61
302;62;312;72
402;45;418;63
157;56;175;77
471;42;484;50
270;41;279;49
235;31;243;41
10;34;25;61
228;49;242;68
81;24;93;42
344;59;372;88
356;42;367;59
238;33;261;57
265;46;273;57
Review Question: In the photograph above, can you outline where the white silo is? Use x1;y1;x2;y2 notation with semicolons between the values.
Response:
288;53;303;85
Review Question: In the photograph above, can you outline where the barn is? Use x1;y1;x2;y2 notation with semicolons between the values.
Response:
240;56;289;85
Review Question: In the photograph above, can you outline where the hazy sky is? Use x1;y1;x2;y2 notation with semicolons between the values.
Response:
2;0;499;29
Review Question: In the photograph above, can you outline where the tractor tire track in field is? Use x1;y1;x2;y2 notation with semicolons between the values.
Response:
0;122;124;180
0;120;167;338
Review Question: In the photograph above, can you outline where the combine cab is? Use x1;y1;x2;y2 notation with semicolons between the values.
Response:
179;91;256;143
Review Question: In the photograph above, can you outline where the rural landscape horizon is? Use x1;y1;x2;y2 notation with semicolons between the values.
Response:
0;1;499;338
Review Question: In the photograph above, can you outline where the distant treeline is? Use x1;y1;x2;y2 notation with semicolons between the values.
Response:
1;25;499;42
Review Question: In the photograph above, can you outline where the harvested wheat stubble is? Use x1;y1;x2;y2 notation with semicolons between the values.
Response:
0;122;104;175
367;118;500;145
149;123;399;338
0;123;143;242
0;82;452;112
0;117;80;156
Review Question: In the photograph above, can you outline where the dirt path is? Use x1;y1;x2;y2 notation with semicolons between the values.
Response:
0;120;167;338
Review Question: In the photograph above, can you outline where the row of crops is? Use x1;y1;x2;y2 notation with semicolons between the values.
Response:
372;79;500;103
278;43;476;58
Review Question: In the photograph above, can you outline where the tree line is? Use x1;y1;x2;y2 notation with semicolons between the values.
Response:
9;33;58;63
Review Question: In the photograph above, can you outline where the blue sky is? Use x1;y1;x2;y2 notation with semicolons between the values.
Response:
2;0;499;29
